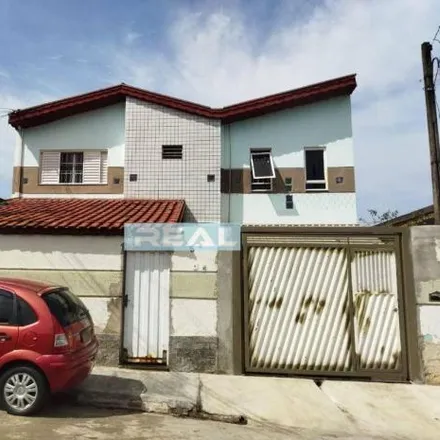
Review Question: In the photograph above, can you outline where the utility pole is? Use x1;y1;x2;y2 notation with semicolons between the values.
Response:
422;42;440;224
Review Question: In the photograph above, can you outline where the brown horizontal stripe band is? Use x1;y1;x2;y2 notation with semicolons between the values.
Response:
13;166;124;195
221;167;355;194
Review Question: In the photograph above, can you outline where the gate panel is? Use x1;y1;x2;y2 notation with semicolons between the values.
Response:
247;245;353;372
351;250;402;370
123;252;170;364
243;230;409;381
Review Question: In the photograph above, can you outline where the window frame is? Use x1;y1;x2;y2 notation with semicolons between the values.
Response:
0;289;17;327
250;150;276;180
249;148;275;193
59;151;84;184
304;147;328;192
39;150;109;186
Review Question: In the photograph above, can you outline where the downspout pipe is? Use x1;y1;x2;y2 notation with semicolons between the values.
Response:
18;127;24;198
228;125;232;222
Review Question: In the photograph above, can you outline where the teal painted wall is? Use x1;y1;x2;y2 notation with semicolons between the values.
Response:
221;96;353;168
221;96;357;224
20;103;126;167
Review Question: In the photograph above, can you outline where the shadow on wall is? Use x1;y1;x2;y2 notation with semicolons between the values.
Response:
183;206;197;223
268;195;300;217
226;193;300;223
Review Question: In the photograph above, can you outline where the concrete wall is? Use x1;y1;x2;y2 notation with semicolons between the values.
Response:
0;234;123;366
221;96;357;224
169;250;218;372
0;234;220;371
124;98;221;222
409;226;440;384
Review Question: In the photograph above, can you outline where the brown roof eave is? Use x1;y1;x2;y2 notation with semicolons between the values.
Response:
0;226;125;236
8;73;357;129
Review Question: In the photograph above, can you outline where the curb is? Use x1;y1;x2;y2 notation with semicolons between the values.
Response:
58;388;247;425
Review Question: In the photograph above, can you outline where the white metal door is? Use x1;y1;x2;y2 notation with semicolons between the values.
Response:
123;252;170;364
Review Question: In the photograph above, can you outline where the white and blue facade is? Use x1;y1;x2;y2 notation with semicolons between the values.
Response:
12;82;357;225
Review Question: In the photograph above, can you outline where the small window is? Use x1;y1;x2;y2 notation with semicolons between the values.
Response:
250;149;275;192
305;148;327;191
250;151;275;179
0;289;14;325
17;297;38;326
59;152;84;184
162;145;183;159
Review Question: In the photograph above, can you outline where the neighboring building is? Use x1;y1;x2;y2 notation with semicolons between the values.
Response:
379;205;434;226
9;74;358;225
1;75;359;372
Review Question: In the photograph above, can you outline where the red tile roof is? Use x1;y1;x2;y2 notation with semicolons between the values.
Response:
8;74;357;128
0;198;185;235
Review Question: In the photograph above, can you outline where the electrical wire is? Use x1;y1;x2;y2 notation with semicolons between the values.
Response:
433;25;440;44
434;58;440;84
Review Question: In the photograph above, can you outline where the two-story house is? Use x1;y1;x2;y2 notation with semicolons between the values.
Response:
0;74;357;372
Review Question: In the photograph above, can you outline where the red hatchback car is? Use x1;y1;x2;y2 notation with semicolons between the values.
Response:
0;278;98;416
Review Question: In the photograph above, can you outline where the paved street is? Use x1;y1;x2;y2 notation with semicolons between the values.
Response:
0;401;398;440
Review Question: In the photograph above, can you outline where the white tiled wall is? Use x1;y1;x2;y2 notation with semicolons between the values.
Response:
125;98;221;222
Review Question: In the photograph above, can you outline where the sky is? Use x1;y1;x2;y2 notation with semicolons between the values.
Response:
0;0;439;219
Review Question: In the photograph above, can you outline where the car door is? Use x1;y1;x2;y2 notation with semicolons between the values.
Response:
0;289;19;359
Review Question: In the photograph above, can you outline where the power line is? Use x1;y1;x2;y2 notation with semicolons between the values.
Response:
434;58;440;84
433;25;440;44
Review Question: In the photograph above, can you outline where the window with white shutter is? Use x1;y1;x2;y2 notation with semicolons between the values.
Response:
40;151;61;184
39;150;108;185
83;151;101;184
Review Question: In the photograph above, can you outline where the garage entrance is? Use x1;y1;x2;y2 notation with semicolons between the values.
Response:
242;227;412;382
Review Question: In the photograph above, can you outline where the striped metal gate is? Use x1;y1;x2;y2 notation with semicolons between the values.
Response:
242;230;409;381
122;252;170;365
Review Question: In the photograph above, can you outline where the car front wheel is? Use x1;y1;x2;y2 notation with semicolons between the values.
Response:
0;365;48;416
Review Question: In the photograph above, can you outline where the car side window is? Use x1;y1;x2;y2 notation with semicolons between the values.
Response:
17;297;38;326
0;289;14;325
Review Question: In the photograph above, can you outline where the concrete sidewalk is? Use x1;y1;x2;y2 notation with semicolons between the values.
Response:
68;366;440;439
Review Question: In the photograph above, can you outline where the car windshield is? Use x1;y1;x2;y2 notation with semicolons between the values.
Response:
42;288;88;327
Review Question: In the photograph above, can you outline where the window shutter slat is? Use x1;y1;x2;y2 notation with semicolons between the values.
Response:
100;151;108;184
83;151;101;184
40;152;60;184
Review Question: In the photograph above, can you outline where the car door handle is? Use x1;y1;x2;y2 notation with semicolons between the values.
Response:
0;333;11;342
